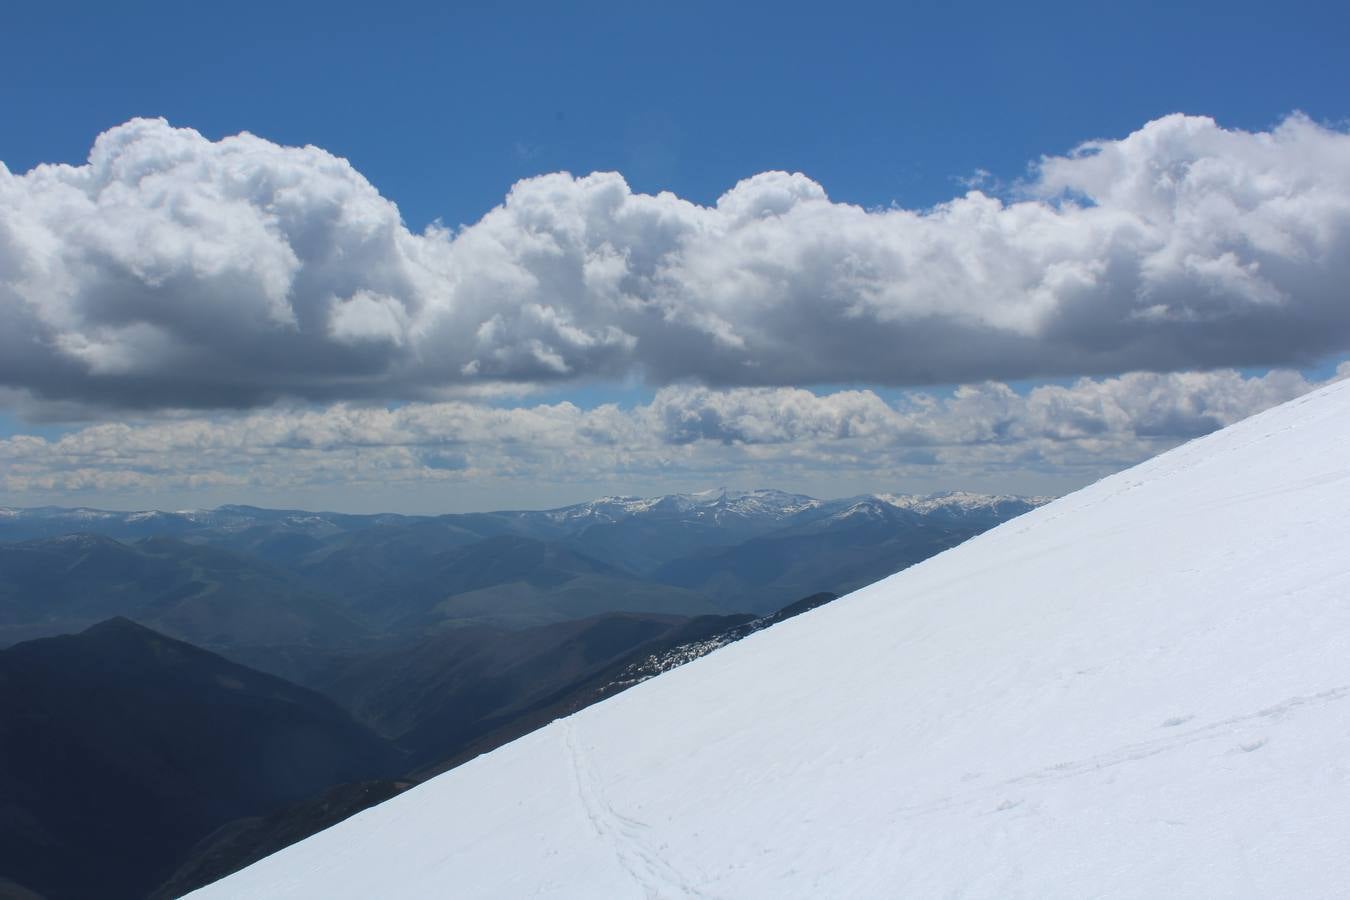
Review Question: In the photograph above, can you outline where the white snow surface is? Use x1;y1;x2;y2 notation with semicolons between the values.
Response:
191;380;1350;899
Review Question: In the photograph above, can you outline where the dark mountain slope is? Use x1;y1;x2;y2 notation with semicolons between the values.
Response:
312;534;723;630
278;520;512;600
0;619;400;900
151;780;414;900
315;611;754;770
413;592;839;780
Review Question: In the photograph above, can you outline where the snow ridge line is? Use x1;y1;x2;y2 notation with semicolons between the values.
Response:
561;718;714;899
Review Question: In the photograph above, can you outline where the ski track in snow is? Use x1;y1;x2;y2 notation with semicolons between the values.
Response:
562;718;715;900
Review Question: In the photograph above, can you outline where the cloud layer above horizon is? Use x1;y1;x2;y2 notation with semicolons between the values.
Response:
3;113;1350;415
3;366;1341;501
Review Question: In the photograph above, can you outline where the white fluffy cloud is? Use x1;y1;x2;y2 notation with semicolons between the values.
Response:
2;367;1339;500
2;114;1349;414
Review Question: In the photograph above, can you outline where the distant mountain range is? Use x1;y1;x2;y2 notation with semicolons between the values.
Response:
0;488;1045;554
0;489;1046;651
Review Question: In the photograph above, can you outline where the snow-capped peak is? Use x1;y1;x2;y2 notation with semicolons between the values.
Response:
542;488;824;524
872;490;1053;514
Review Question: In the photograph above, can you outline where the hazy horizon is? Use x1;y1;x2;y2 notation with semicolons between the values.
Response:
1;481;1059;518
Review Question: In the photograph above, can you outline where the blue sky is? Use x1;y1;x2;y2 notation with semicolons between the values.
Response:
5;0;1345;228
1;0;1348;512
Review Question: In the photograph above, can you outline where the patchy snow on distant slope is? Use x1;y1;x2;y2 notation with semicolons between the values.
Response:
195;379;1350;899
874;490;1053;515
542;488;826;526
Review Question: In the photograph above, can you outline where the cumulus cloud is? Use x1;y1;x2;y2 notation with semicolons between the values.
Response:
2;367;1339;499
1;114;1349;414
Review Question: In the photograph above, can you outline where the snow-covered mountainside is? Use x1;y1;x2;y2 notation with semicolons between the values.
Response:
187;380;1350;896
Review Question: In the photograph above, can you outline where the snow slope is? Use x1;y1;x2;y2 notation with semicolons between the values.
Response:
191;380;1350;899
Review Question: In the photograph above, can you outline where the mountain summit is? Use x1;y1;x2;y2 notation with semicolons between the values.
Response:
196;379;1350;895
